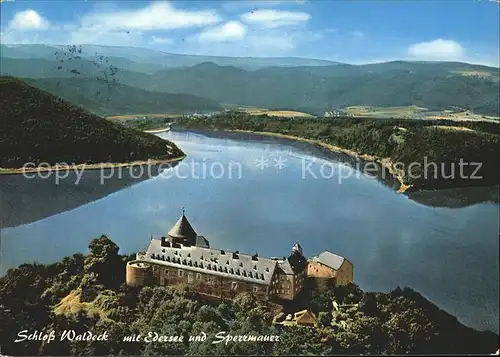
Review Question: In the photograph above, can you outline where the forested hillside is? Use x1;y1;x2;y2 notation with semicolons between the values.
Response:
0;77;184;168
2;45;498;116
174;112;500;190
24;77;223;116
148;63;499;116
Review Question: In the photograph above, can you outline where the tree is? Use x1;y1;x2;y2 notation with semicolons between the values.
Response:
84;235;123;289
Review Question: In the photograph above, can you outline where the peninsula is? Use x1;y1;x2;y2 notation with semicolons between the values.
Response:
0;76;185;174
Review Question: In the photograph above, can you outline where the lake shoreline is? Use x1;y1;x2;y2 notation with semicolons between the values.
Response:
224;129;413;191
0;155;186;176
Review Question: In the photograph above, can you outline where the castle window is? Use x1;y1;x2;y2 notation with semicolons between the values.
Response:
253;286;259;293
188;260;192;266
207;265;211;270
260;274;265;280
226;261;229;265
231;282;238;290
200;263;204;269
182;259;186;265
253;265;257;270
249;272;253;278
242;271;247;277
196;273;201;280
266;267;269;272
236;269;240;275
239;262;243;267
224;267;228;273
187;253;191;258
230;268;234;274
200;256;204;260
178;269;183;277
218;266;223;272
194;261;198;267
162;249;165;253
162;255;165;261
174;251;178;255
166;256;170;262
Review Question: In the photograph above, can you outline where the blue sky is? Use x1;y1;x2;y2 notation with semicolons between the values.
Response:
1;0;499;65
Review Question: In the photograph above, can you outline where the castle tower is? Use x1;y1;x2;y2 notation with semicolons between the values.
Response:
167;209;197;246
292;242;303;256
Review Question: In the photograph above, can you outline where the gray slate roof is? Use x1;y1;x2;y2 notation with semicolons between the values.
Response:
315;251;345;270
196;236;210;249
142;238;278;285
168;214;197;241
278;260;294;275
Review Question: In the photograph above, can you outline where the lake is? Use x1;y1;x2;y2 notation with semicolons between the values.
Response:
0;130;498;333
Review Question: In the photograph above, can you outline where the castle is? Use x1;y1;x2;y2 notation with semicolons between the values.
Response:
126;211;353;300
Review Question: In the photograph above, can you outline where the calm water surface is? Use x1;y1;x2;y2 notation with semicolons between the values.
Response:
1;130;498;333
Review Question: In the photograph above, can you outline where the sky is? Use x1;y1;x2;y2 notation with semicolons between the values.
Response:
1;0;499;66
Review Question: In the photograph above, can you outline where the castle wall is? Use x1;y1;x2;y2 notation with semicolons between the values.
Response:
307;261;337;279
273;270;307;300
126;261;153;287
149;263;269;300
306;260;354;287
336;260;354;286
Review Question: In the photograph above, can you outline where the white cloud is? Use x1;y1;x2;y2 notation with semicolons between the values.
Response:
8;9;51;31
408;39;465;60
197;21;247;42
222;1;305;12
79;2;221;31
150;35;174;45
349;31;364;39
240;9;310;28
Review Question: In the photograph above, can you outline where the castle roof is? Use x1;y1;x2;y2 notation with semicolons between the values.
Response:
168;213;197;242
143;238;278;285
279;251;308;275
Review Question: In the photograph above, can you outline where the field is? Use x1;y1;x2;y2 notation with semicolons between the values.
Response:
237;107;314;118
343;105;427;119
106;113;184;120
430;125;476;132
450;70;499;80
342;105;499;122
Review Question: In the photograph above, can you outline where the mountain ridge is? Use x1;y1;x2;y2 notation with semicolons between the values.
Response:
2;43;498;68
2;44;498;116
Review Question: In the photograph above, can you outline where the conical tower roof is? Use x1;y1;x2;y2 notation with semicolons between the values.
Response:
168;212;197;244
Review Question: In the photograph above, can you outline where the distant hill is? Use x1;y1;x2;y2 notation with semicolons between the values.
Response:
24;77;223;116
0;76;184;168
1;44;340;71
1;44;499;116
145;62;499;116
